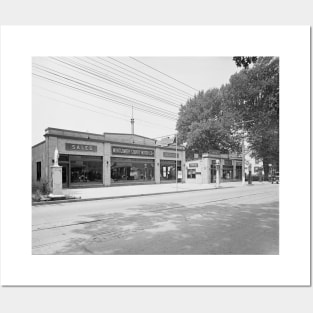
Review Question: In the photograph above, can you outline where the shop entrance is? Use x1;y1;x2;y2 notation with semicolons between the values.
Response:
210;160;219;183
59;154;69;188
61;164;69;188
210;166;216;183
160;160;182;182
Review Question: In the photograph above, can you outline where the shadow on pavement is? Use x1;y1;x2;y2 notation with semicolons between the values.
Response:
54;200;279;255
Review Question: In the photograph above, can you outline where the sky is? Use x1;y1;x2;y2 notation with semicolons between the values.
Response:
32;57;240;145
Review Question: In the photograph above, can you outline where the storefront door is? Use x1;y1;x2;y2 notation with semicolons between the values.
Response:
61;163;69;188
211;167;216;183
59;154;69;188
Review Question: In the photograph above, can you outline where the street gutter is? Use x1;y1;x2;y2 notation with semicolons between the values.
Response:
32;185;240;206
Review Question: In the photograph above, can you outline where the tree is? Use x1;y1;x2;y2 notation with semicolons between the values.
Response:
176;57;279;179
176;89;241;160
233;56;258;69
225;57;279;178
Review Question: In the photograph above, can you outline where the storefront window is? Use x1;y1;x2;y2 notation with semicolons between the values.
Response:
36;161;41;181
235;166;242;179
111;157;154;183
160;160;181;181
222;165;233;180
187;169;196;179
70;155;103;185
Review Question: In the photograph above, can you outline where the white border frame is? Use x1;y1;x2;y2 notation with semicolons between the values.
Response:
0;26;310;286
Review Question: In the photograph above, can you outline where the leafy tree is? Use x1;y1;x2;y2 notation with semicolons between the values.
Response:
233;56;258;69
177;57;279;179
176;89;241;160
224;57;279;178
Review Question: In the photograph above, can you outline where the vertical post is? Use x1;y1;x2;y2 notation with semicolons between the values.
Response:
242;135;245;185
216;160;220;188
131;106;135;143
176;132;178;189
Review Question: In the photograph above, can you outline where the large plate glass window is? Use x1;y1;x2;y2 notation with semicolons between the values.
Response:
70;155;103;185
111;157;155;183
160;160;181;181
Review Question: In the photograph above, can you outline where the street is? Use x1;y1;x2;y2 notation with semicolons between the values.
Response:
32;184;279;255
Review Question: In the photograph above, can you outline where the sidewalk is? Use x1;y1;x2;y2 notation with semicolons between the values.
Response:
33;181;270;205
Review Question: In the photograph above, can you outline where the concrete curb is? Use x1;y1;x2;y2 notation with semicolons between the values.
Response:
32;185;240;206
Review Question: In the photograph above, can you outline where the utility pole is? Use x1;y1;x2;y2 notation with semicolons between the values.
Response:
216;159;220;188
176;132;178;190
234;119;254;186
242;135;245;185
131;106;135;143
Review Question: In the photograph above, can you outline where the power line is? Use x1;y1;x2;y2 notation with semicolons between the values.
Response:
33;64;178;118
130;57;199;92
92;57;190;101
34;91;129;122
56;57;183;107
49;57;182;109
106;57;195;98
33;85;130;119
34;90;176;132
75;57;188;103
32;72;178;121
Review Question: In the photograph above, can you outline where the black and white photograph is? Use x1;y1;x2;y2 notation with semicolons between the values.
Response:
31;56;279;255
1;25;310;288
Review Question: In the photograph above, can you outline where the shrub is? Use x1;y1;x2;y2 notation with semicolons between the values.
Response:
41;181;50;195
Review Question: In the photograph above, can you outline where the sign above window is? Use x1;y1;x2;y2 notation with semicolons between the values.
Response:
188;163;198;168
203;150;221;158
224;159;232;166
66;143;97;152
112;146;154;157
163;152;178;158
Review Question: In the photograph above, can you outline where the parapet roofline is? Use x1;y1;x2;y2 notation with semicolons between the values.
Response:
44;127;155;141
45;127;105;138
103;132;156;141
41;127;185;149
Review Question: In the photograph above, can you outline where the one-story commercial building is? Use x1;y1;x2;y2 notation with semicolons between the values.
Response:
185;151;243;184
32;127;186;189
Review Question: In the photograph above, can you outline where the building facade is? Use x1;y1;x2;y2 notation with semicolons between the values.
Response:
32;128;186;189
185;151;242;184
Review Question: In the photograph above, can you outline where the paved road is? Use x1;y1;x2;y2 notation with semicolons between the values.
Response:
32;184;279;255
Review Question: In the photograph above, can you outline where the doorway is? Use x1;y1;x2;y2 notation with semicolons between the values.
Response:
211;166;216;183
61;163;69;188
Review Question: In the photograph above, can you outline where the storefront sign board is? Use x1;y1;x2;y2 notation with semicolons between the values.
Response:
112;146;154;157
65;143;97;152
163;152;179;158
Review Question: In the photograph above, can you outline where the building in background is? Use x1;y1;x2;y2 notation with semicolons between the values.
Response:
185;151;242;184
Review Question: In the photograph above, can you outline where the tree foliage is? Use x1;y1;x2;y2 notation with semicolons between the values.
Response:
176;57;279;178
176;89;241;160
225;57;279;176
233;56;258;69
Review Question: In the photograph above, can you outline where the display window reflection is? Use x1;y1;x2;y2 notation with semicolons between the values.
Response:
70;155;103;185
235;165;242;179
187;169;196;179
222;165;233;180
111;157;155;183
160;160;181;181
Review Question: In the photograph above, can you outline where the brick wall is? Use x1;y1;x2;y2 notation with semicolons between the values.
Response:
32;141;46;188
